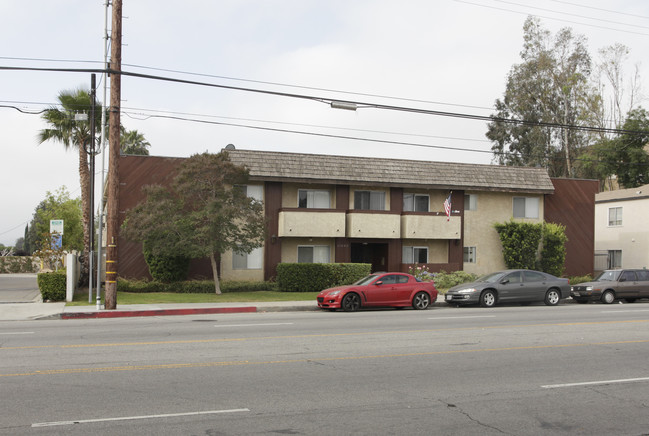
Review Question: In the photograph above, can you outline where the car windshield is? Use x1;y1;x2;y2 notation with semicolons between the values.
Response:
595;270;621;281
353;274;379;286
475;271;506;283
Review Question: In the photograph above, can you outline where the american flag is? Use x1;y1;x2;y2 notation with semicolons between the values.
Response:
444;192;452;221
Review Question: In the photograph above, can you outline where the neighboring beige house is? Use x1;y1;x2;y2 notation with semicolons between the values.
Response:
595;183;649;271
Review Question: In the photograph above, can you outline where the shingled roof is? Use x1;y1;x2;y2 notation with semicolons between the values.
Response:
227;149;555;194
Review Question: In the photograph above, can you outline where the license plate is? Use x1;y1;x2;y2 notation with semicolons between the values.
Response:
445;294;452;301
572;292;580;296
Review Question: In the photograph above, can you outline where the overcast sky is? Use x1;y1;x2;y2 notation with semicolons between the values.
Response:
1;0;648;246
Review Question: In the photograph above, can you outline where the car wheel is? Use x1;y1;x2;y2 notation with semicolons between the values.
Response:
480;290;496;308
341;293;361;312
601;290;615;304
412;292;431;310
544;289;561;306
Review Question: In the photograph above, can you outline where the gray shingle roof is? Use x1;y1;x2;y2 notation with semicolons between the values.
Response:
596;183;649;203
227;149;554;194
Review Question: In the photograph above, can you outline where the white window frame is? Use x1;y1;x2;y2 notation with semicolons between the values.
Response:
402;246;428;264
235;184;263;201
298;189;330;209
232;247;263;270
403;193;430;212
463;246;476;263
464;194;477;211
297;245;330;263
607;250;622;269
513;196;539;219
354;190;385;211
608;207;623;227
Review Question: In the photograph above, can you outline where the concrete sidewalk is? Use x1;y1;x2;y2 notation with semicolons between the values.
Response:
1;297;449;321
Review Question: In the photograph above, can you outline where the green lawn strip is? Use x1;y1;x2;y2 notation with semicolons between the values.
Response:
68;290;319;306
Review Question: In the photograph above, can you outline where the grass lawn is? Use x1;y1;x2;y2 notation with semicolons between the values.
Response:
68;289;320;306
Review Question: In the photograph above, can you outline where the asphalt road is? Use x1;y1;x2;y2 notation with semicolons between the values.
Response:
1;302;649;435
0;273;40;303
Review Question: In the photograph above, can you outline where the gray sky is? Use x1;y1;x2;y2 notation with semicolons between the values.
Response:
1;0;648;246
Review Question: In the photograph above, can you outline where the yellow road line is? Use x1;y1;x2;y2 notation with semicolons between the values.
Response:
2;339;649;378
2;319;649;351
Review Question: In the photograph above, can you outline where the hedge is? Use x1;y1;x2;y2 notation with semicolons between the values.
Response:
37;271;66;301
117;279;279;293
276;263;371;292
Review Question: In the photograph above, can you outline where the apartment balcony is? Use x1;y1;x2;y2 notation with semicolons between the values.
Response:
401;213;461;239
278;209;346;238
346;211;401;239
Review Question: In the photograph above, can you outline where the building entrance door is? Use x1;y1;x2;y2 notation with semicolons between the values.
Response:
351;243;388;273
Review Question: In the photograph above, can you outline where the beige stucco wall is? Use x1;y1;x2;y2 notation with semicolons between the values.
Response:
346;213;401;238
402;239;448;263
278;211;346;237
349;186;391;210
595;198;649;269
282;183;336;208
463;192;544;275
401;215;461;239
280;238;336;263
220;249;265;282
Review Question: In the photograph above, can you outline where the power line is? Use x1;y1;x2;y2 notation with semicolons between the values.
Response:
1;64;646;137
455;0;649;36
547;0;649;20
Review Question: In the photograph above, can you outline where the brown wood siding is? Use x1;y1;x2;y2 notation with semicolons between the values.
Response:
545;178;598;277
264;182;282;281
117;155;213;280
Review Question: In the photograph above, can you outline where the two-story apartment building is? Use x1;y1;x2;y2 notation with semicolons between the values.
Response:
116;149;597;281
594;183;649;270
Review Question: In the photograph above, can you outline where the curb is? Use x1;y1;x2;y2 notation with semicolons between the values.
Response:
61;306;258;319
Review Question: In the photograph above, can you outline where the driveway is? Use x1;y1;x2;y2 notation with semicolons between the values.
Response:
0;273;41;303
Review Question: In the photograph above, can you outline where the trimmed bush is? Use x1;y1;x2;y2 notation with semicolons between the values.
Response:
37;271;66;301
432;270;478;289
116;279;278;294
569;274;593;285
276;263;371;292
143;243;190;283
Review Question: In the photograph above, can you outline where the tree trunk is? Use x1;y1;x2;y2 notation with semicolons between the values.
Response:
210;252;221;294
78;139;91;287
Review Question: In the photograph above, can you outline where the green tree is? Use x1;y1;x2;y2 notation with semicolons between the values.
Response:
39;89;102;282
121;151;266;294
27;187;83;253
487;17;600;178
120;126;151;155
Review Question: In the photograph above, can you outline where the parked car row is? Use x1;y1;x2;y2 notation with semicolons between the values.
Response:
317;268;649;312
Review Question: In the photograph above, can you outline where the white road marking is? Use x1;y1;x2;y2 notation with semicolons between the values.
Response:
542;377;649;389
214;322;294;328
32;408;250;427
600;309;649;313
428;315;496;320
0;331;34;335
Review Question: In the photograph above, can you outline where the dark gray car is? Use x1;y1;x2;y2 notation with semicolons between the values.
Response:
445;269;570;307
570;269;649;304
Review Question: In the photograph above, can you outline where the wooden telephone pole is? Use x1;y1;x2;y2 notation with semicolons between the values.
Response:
105;0;122;310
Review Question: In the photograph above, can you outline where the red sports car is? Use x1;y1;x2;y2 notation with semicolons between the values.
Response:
317;272;438;312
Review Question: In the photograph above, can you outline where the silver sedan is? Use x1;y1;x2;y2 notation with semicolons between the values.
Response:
444;269;570;307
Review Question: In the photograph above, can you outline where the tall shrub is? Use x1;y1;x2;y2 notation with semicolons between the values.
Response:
143;241;190;283
540;223;568;277
494;221;543;270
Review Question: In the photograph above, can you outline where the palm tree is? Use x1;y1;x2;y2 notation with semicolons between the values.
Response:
120;126;151;155
39;88;102;285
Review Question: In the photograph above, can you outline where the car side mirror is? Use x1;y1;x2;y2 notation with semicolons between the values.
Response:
501;279;510;284
375;281;383;286
619;277;626;282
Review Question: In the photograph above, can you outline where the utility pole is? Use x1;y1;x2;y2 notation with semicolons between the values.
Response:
105;0;122;310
